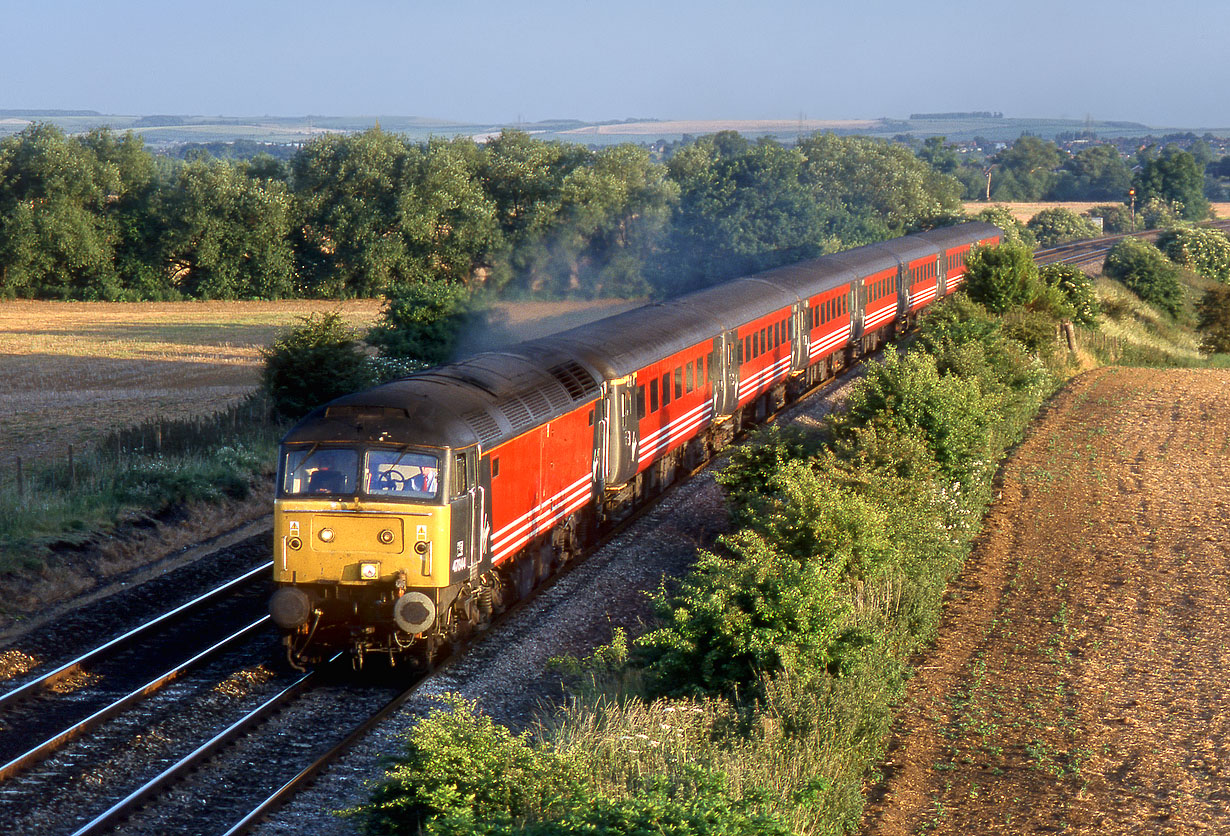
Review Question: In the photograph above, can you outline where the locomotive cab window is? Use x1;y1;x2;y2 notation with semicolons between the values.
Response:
280;446;359;497
364;448;440;500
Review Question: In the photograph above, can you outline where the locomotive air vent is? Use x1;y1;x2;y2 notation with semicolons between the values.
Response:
548;361;599;401
500;398;534;431
461;409;503;445
520;389;551;420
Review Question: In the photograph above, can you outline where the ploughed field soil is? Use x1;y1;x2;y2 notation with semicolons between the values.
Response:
861;366;1230;835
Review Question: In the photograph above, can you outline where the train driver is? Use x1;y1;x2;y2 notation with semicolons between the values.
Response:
410;465;438;494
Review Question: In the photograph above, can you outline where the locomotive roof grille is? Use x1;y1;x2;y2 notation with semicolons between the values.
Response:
548;360;599;401
501;398;534;432
520;389;552;420
461;409;503;445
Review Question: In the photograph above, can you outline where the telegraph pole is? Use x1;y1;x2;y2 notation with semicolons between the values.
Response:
1129;188;1136;228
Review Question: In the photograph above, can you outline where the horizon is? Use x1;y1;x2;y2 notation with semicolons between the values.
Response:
6;1;1229;128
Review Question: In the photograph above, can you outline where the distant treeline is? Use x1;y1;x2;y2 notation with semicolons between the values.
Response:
0;124;965;301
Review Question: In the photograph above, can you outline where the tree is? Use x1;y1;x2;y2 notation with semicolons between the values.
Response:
988;136;1063;201
262;311;376;419
1102;237;1185;316
962;242;1040;313
657;133;833;295
1133;147;1210;221
161;159;296;299
917;136;960;174
291;128;414;296
0;123;119;298
799;133;964;235
1050;144;1131;201
1026;207;1102;248
366;278;477;366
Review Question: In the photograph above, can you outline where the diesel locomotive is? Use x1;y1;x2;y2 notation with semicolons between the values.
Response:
267;222;1002;667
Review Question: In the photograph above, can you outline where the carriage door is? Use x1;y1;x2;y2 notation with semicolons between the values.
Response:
711;331;739;417
791;302;808;372
601;377;639;487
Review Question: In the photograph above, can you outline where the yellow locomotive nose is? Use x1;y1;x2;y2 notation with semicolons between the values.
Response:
273;499;449;587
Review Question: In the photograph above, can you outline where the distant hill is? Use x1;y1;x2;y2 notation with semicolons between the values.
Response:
0;111;1222;149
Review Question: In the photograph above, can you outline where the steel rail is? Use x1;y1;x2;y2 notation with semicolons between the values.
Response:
0;616;271;783
67;652;342;836
0;561;272;711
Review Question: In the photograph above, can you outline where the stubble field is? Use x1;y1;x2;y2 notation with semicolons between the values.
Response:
861;366;1230;835
0;297;641;466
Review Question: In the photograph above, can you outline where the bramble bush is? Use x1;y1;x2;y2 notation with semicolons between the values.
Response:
1026;207;1101;248
1157;227;1230;284
962;241;1041;313
1039;263;1100;326
1102;237;1185;316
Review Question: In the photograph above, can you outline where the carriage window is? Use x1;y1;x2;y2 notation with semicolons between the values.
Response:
686;361;694;393
760;328;767;354
649;379;659;412
675;367;683;398
662;372;671;406
636;385;646;419
743;336;751;362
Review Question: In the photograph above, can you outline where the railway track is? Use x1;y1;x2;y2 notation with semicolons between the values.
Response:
1033;218;1230;268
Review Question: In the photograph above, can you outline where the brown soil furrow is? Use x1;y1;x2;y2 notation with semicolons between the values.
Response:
862;367;1230;835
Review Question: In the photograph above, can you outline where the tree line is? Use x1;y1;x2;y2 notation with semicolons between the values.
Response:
0;124;965;302
921;133;1223;216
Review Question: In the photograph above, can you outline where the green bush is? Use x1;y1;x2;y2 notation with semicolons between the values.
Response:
832;349;994;484
636;524;855;699
358;695;585;836
1026;207;1101;248
1157;227;1230;283
1140;196;1183;230
366;278;480;366
962;242;1041;313
1086;203;1139;234
1103;237;1185;316
1197;285;1230;354
1039;263;1100;325
971;206;1037;248
261;311;376;420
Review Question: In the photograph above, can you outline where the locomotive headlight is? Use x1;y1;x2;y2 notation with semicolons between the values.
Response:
359;561;380;580
318;527;335;543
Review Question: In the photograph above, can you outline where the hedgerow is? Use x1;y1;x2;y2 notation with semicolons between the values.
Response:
355;260;1067;836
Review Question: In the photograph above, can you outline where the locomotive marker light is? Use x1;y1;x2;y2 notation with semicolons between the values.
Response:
318;527;335;543
377;528;395;545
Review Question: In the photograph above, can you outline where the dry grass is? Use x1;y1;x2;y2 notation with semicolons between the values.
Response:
0;299;382;463
962;201;1230;223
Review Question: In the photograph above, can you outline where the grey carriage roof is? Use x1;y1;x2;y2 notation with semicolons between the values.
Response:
282;222;1001;453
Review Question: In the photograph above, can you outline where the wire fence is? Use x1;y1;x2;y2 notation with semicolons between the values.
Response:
9;391;279;501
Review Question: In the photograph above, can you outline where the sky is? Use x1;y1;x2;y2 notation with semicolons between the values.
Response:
4;0;1228;128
